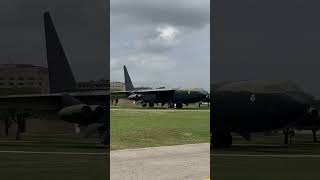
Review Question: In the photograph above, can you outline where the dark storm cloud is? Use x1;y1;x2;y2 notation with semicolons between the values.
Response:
0;0;108;81
111;0;210;90
213;0;320;96
111;0;209;30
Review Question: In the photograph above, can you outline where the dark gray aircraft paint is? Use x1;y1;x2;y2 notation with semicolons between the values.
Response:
121;65;209;108
0;12;108;144
212;80;319;147
124;66;134;91
44;12;79;93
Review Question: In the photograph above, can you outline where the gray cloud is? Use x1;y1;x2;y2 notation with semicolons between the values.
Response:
0;0;109;81
213;0;320;96
111;0;210;90
111;0;209;30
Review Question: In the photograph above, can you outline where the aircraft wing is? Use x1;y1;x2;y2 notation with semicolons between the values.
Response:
0;93;62;114
132;89;176;94
111;89;176;96
0;92;108;113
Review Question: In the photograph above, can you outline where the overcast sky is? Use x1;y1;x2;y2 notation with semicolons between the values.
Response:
111;0;210;90
213;0;320;97
0;0;108;82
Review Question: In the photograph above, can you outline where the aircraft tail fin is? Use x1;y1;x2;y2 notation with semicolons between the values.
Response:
123;65;134;91
44;11;78;93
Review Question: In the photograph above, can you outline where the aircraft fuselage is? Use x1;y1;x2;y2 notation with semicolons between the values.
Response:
130;89;208;105
213;91;310;133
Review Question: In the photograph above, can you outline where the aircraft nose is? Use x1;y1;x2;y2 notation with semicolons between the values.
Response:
199;89;209;96
285;93;312;115
287;92;313;105
198;90;209;100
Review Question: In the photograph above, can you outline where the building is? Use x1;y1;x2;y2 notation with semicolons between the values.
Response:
78;79;110;92
0;64;49;94
110;81;125;91
134;86;152;90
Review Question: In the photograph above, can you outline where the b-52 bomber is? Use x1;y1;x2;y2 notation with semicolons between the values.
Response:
112;65;209;108
212;80;319;148
0;12;108;144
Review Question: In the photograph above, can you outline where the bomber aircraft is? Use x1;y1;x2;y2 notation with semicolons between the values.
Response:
212;80;320;148
112;65;209;108
0;12;108;144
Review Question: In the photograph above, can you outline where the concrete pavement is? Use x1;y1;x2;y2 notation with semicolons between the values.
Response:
111;143;210;180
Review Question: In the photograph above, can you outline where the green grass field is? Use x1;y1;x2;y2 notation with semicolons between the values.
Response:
0;107;208;179
110;108;210;150
212;134;320;180
0;135;108;180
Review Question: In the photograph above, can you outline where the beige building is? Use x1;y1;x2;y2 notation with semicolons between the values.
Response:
0;64;49;94
0;64;77;136
78;79;109;92
110;81;125;91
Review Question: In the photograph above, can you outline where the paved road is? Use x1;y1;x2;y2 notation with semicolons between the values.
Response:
111;143;210;180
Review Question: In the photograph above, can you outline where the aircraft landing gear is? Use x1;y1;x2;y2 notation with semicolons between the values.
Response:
98;124;109;145
312;129;318;143
283;128;289;144
168;102;174;108
176;103;183;109
283;128;295;144
212;131;232;148
4;118;11;136
148;103;154;108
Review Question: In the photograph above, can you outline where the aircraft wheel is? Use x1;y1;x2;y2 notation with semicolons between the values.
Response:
176;103;183;109
168;103;174;108
142;103;147;107
149;103;154;108
99;130;109;145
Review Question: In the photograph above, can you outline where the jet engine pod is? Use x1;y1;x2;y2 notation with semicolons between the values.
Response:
128;94;142;101
89;105;107;123
58;104;92;124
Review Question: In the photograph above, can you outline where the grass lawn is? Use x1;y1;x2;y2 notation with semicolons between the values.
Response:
212;156;320;180
212;134;320;180
0;135;108;180
110;109;210;150
0;153;108;180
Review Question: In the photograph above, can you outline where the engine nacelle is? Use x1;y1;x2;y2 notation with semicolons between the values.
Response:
58;104;92;124
128;94;142;101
